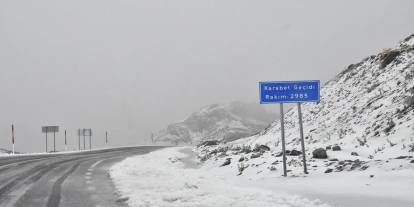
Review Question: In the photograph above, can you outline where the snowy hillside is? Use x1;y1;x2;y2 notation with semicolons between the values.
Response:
154;101;275;145
242;34;414;155
197;34;414;177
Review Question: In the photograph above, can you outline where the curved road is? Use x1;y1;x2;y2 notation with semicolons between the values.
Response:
0;146;164;207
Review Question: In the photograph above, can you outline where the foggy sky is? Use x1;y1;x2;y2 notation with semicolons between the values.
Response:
1;0;413;152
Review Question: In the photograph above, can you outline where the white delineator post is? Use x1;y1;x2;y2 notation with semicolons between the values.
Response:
45;131;48;153
106;131;108;144
53;130;56;152
11;124;15;155
64;129;67;151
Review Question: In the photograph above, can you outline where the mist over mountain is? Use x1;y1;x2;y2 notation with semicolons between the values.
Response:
153;102;276;145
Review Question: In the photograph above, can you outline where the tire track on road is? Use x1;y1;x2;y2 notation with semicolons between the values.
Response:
0;157;80;201
0;151;127;194
0;147;165;206
46;162;81;207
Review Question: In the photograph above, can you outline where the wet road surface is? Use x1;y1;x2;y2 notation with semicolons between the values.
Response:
0;146;164;207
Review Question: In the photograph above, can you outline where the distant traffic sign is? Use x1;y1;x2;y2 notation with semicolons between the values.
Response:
83;129;92;136
79;128;93;151
42;126;59;133
42;126;59;153
259;80;320;103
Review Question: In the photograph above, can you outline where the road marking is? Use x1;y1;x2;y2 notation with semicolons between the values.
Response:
85;159;106;185
90;159;104;169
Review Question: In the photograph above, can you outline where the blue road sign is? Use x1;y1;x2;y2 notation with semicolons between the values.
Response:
259;80;320;103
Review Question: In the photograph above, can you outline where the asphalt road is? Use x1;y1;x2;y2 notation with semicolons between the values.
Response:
0;146;164;207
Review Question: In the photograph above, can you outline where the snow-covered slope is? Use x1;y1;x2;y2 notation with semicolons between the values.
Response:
240;34;414;156
154;101;275;145
198;34;414;176
251;34;413;155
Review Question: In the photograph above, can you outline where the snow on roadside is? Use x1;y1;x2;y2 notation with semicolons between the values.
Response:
0;146;145;157
110;147;331;207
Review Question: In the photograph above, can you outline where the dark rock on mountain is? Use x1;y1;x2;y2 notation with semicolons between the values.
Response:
313;148;328;159
289;150;302;156
221;158;231;167
324;168;333;173
253;145;270;153
198;140;219;147
332;145;341;151
251;153;262;159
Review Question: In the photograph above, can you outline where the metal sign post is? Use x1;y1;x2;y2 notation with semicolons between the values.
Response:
11;124;15;155
80;128;92;151
89;129;91;151
259;80;320;176
85;129;92;150
297;103;308;174
280;104;287;176
77;129;81;151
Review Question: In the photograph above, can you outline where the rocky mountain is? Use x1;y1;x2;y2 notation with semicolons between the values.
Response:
153;102;276;145
197;34;414;176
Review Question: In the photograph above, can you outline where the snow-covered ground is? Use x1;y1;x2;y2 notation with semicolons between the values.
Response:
110;147;331;207
194;141;414;207
110;147;414;207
